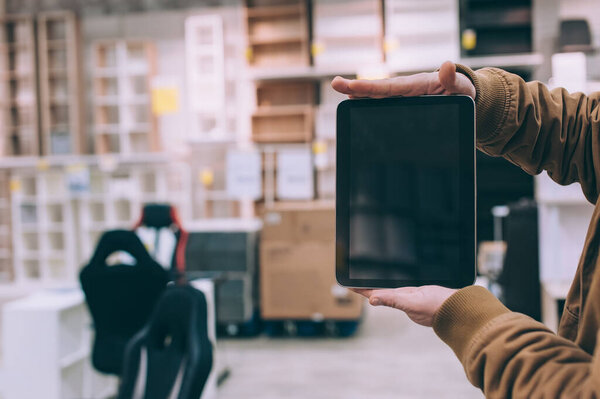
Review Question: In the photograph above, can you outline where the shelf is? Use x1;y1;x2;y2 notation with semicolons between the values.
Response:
249;52;544;81
246;4;303;19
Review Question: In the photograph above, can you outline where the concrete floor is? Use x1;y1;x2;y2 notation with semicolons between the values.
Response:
217;305;484;399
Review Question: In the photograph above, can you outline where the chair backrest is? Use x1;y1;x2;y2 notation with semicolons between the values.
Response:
80;229;169;375
134;203;189;278
118;285;213;399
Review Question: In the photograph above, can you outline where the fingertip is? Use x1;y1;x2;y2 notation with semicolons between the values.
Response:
370;297;381;306
331;76;351;94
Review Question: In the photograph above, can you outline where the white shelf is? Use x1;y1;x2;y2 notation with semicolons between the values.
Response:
249;53;545;81
59;347;90;369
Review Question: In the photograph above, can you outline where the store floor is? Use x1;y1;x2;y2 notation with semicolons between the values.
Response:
217;304;483;399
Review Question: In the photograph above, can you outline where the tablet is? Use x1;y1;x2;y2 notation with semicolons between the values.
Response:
336;95;475;289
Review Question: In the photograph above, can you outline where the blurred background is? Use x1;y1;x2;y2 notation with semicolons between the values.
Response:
0;0;597;398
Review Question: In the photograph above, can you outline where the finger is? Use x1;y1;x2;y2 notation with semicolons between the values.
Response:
331;76;352;95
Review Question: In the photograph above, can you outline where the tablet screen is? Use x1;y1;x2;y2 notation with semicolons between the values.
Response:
337;96;475;288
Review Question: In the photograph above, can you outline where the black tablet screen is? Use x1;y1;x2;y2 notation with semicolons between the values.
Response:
348;103;462;281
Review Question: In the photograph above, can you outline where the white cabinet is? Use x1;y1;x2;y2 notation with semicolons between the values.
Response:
1;289;118;399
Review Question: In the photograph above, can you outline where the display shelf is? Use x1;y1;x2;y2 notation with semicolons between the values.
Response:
385;0;459;70
0;14;39;156
2;289;118;399
312;0;384;67
460;0;533;57
186;14;241;142
37;11;83;156
92;40;158;155
245;0;310;68
251;81;315;143
10;170;77;287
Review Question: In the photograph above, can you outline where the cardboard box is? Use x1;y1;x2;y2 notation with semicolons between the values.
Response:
261;201;335;242
260;240;363;320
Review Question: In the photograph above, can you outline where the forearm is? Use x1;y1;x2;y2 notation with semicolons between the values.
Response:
433;286;597;398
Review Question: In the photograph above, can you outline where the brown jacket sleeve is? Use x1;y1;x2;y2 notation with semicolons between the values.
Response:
431;66;600;397
455;64;600;203
433;286;598;398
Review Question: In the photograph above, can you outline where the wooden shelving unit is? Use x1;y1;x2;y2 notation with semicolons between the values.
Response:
245;0;310;68
92;40;159;155
0;14;39;156
312;0;384;67
251;80;315;143
37;11;83;155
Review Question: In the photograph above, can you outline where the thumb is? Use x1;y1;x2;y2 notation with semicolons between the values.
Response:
370;288;415;310
438;61;476;98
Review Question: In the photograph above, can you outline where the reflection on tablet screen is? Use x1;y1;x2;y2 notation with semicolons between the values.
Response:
348;104;461;281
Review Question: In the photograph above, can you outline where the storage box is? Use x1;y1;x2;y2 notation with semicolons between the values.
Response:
256;81;315;107
260;240;362;319
261;201;335;242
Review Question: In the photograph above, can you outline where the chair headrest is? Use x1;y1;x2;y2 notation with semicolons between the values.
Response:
140;203;177;229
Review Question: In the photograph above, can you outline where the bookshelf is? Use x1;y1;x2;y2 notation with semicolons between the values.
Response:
92;40;159;155
37;11;83;155
0;14;39;156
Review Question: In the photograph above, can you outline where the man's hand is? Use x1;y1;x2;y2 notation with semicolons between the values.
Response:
331;61;476;99
354;286;457;327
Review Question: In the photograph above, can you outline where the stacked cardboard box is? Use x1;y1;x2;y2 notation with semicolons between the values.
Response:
260;201;363;320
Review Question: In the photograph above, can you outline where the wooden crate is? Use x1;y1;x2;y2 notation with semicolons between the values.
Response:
37;11;84;155
0;14;39;156
92;40;159;155
245;0;310;68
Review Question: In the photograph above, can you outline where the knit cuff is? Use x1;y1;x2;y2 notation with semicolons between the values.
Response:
432;285;511;362
454;64;511;144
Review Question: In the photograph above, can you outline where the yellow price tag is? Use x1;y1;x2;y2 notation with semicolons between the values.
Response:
313;141;327;155
199;169;214;187
151;87;179;116
9;179;21;193
462;29;477;51
311;42;325;57
245;47;253;62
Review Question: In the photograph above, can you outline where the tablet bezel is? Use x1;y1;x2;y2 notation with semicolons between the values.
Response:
335;95;476;289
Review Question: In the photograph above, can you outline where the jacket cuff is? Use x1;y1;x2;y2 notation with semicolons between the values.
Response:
432;285;510;362
454;64;511;144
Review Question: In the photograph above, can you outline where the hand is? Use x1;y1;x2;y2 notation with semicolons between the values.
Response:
331;61;476;99
353;286;457;327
